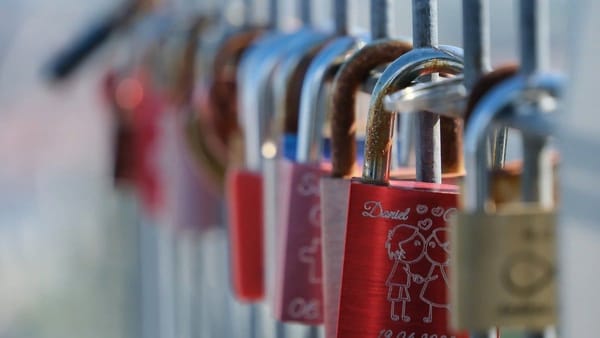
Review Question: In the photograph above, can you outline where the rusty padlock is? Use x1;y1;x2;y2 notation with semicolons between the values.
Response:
269;0;364;325
451;72;562;332
335;44;467;337
319;37;415;338
317;2;417;336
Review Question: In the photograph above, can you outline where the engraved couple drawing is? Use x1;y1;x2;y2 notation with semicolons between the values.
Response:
385;223;450;324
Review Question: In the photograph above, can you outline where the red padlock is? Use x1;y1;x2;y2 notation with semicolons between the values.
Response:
320;39;412;338
225;29;298;302
336;48;467;338
128;67;168;214
226;168;264;301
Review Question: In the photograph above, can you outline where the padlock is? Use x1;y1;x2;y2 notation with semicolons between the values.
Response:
450;72;562;332
320;39;413;337
265;0;363;326
335;45;467;338
255;0;335;326
226;2;316;301
315;3;416;335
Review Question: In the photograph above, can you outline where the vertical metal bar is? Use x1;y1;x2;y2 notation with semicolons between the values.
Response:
520;0;550;76
520;0;549;205
243;0;255;27
269;0;280;30
520;2;550;338
462;0;490;90
412;0;441;183
334;0;349;35
370;0;391;39
300;0;313;25
462;3;493;336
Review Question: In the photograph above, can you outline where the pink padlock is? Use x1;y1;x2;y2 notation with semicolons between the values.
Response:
274;159;328;324
269;4;366;321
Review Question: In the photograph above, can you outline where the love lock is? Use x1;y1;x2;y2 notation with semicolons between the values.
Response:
450;72;563;332
318;1;413;336
336;46;466;338
269;0;364;326
227;0;330;304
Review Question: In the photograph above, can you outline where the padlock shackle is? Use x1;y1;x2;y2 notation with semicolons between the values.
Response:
330;40;412;178
362;47;463;185
238;33;296;170
296;37;365;164
463;73;563;212
269;30;331;147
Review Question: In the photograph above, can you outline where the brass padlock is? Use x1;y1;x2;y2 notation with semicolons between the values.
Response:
450;73;563;331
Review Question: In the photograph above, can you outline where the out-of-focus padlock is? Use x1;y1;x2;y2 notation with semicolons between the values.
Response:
450;72;562;332
335;42;467;337
226;0;308;301
268;0;363;326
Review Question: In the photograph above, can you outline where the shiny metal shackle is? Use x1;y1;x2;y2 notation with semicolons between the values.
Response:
383;76;466;119
362;47;464;184
296;36;366;164
269;28;332;148
238;32;299;171
463;73;564;213
381;45;471;119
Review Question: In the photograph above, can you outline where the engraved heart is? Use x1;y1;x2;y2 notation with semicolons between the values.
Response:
416;204;428;215
418;218;433;231
443;208;458;222
431;207;444;217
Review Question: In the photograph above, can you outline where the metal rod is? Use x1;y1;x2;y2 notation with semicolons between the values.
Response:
519;0;550;76
334;0;349;35
269;0;279;30
412;0;441;183
520;2;550;338
462;1;496;332
462;0;490;90
370;0;391;39
300;0;313;25
519;0;550;220
243;0;255;27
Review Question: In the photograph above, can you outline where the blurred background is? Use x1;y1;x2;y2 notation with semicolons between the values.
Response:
0;0;574;337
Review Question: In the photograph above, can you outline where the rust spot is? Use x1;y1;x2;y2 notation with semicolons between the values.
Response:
330;40;412;177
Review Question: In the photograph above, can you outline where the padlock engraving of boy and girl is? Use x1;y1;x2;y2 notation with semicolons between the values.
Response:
385;205;455;324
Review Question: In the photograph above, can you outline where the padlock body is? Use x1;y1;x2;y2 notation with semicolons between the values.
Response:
226;168;264;301
320;177;352;338
274;159;327;324
451;206;556;330
119;69;168;214
338;180;467;338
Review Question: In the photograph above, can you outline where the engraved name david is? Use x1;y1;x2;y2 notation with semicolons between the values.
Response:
362;201;410;221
